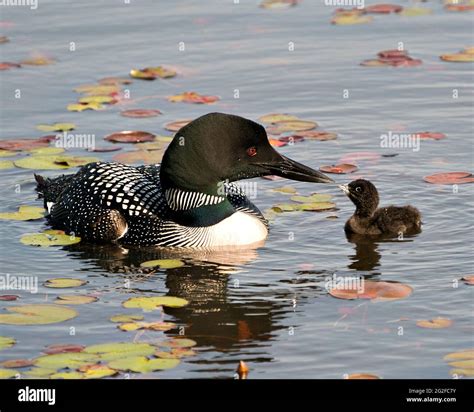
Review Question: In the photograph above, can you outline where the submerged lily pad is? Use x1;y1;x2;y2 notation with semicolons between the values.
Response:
44;278;87;288
110;314;144;323
0;304;77;325
328;280;413;302
0;336;16;350
20;231;81;246
140;259;185;269
122;296;189;311
108;356;179;373
55;295;98;305
84;342;156;361
0;205;44;221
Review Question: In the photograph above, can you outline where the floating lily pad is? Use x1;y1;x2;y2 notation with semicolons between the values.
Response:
108;356;179;373
35;352;98;369
123;296;189;311
0;205;44;221
112;149;164;165
331;15;373;25
0;136;53;151
160;338;197;348
110;314;144;323
105;131;155;143
346;373;380;379
267;120;317;134
0;358;35;368
36;123;75;132
328;280;413;302
271;186;297;194
67;102;104;112
43;343;85;354
320;164;358;174
20;232;81;246
0;304;77;325
0;150;17;157
0;336;15;350
416;317;453;329
44;278;87;288
416;132;446;140
443;349;474;361
168;92;219;104
78;95;115;104
29;147;65;155
164;120;192;132
0;160;14;169
155;348;196;359
140;259;185;269
0;62;21;70
51;371;84;379
120;109;162;118
24;367;56;378
269;139;287;147
260;0;298;9
130;66;177;80
364;4;403;13
21;55;55;65
290;194;332;203
258;113;299;123
423;172;474;185
272;202;335;212
0;295;19;301
461;275;474;285
293;131;337;141
118;321;176;332
99;77;133;85
74;84;119;95
78;364;118;379
440;51;474;62
14;154;99;170
400;7;432;16
0;368;17;379
55;295;98;305
84;342;156;361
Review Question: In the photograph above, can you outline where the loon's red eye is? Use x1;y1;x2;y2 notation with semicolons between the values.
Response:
246;146;257;157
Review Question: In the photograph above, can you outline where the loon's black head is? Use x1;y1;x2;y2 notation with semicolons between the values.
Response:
339;179;379;217
160;112;333;192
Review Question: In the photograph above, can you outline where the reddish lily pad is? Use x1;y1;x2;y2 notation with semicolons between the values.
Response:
416;317;453;329
269;139;287;147
0;359;35;368
416;132;446;140
346;373;380;379
164;120;192;132
98;77;133;85
120;109;162;118
320;163;358;174
423;172;474;185
43;343;85;354
378;50;408;59
364;4;403;13
461;275;474;285
87;146;122;153
328;280;413;302
0;62;21;70
168;92;219;104
0;295;19;301
105;131;155;143
0;136;53;151
293;131;337;141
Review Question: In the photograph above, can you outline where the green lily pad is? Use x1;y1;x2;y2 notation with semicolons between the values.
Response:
24;367;57;377
35;352;99;369
50;371;85;379
0;160;15;169
28;147;65;155
108;356;179;373
110;314;144;323
118;321;175;332
20;232;81;246
0;150;17;157
0;336;16;350
83;342;156;361
36;123;75;132
0;304;78;325
44;278;87;288
55;295;98;305
78;96;115;104
290;194;332;203
80;364;118;379
67;102;105;112
122;296;189;312
0;205;45;221
0;368;18;379
14;154;99;170
139;259;185;269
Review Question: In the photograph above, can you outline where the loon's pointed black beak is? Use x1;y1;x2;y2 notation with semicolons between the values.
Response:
262;154;334;184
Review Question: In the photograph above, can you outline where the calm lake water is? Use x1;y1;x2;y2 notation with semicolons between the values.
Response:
0;0;473;379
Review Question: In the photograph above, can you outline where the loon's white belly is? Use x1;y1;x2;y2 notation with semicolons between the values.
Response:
205;211;268;247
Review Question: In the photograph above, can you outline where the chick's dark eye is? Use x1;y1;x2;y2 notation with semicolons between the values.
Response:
246;146;257;157
355;186;362;192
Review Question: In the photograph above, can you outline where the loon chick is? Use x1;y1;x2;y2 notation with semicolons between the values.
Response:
35;112;334;247
339;179;422;236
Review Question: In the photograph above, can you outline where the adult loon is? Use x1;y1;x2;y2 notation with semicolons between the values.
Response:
339;179;422;236
36;113;334;247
